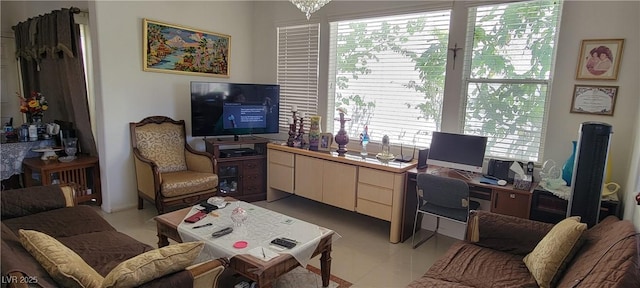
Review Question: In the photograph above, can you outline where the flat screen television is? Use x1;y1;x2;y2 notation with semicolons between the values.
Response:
427;131;488;173
190;81;280;137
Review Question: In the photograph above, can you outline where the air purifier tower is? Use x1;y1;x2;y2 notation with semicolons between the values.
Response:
567;122;612;228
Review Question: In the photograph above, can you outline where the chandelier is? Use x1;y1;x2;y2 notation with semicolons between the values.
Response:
289;0;332;20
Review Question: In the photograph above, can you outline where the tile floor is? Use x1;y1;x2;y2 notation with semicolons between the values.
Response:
95;195;459;288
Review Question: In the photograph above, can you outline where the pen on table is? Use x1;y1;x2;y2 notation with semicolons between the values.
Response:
192;223;213;229
262;247;266;259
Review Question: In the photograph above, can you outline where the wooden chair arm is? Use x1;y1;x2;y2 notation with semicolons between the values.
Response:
187;258;229;288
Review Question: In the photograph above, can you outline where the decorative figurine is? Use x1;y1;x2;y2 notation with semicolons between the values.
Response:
334;108;350;156
360;125;370;159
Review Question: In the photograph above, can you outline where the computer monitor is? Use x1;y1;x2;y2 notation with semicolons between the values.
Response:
427;131;488;173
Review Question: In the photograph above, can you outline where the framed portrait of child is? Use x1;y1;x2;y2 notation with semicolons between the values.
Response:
318;133;333;152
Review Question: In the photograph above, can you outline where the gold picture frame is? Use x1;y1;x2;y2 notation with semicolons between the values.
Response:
570;85;618;116
575;39;624;80
143;19;230;77
318;133;333;152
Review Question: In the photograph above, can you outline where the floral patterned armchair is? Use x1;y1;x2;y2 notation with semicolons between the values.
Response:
129;116;218;214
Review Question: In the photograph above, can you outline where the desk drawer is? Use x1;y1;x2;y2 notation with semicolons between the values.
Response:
492;190;531;219
359;167;394;189
357;199;392;221
269;150;294;167
243;160;263;174
357;183;393;205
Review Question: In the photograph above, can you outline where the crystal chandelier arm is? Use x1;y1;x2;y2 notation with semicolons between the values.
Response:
290;0;332;20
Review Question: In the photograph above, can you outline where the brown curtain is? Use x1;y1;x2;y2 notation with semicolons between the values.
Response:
13;8;97;157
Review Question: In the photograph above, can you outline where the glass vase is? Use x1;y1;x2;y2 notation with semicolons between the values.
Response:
561;141;577;186
231;205;248;227
334;113;350;156
308;115;322;151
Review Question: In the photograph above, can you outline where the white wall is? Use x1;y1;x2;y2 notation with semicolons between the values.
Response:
88;1;254;212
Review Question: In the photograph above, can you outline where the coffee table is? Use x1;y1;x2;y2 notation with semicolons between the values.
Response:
154;205;334;288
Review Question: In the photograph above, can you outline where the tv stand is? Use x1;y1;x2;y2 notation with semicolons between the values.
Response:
204;136;269;202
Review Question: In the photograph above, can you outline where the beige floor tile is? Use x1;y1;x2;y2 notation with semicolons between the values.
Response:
98;195;455;286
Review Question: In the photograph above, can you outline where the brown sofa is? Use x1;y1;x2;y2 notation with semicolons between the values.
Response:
408;210;640;287
1;185;227;288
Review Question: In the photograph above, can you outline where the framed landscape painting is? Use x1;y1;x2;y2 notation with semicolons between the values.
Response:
575;39;624;80
143;19;230;77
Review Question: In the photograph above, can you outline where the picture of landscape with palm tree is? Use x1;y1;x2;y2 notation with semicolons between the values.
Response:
144;19;230;77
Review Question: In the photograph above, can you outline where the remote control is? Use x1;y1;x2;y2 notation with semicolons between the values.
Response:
270;237;297;249
211;227;233;238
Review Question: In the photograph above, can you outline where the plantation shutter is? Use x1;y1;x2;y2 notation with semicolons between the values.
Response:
277;23;320;129
462;0;562;162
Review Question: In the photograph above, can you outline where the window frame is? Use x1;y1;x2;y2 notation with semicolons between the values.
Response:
460;0;562;163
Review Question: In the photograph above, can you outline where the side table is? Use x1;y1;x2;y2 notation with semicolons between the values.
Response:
530;188;619;224
22;156;102;205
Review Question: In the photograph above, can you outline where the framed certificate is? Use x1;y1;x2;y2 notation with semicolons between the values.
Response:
570;85;618;116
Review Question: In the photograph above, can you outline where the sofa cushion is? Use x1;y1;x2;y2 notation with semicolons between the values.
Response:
3;206;115;238
423;241;537;288
556;216;640;287
135;122;187;173
160;171;218;197
523;216;586;288
407;276;475;288
102;241;204;288
1;223;57;288
1;185;67;220
57;230;154;276
18;229;104;288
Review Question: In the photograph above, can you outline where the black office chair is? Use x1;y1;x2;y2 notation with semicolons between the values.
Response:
412;173;480;248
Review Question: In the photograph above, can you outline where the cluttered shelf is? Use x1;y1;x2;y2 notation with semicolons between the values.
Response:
530;187;619;224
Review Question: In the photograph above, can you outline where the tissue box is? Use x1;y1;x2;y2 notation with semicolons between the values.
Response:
513;174;532;191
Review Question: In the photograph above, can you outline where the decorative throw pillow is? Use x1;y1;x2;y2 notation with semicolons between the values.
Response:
102;241;204;288
18;229;104;288
523;216;587;288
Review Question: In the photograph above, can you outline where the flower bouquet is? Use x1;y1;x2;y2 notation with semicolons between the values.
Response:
18;91;48;122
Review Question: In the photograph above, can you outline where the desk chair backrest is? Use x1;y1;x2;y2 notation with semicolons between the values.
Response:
417;173;470;211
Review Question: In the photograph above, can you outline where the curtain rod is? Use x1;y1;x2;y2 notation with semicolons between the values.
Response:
11;7;82;31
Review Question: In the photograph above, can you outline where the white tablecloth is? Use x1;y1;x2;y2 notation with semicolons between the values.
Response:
1;140;54;180
177;201;339;267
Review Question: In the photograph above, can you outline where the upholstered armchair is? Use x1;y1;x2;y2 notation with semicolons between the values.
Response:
130;116;218;214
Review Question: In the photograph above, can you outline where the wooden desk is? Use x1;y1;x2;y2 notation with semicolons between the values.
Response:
22;156;102;205
402;167;534;242
267;143;416;243
154;206;334;288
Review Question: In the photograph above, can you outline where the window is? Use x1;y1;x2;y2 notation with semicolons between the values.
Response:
462;0;562;162
277;24;320;130
282;0;562;163
327;11;451;146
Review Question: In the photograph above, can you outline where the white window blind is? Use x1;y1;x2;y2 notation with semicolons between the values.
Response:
277;24;320;130
462;0;562;162
328;11;451;146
